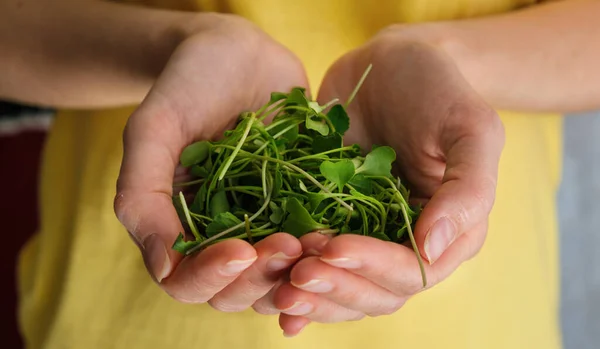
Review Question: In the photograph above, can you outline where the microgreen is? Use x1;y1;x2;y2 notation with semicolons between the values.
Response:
171;64;427;287
320;160;355;192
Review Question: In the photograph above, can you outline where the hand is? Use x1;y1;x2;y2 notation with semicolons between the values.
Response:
272;27;505;335
114;14;308;311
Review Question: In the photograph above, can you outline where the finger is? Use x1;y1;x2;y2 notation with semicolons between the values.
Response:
252;278;285;315
161;239;257;303
113;32;304;284
208;233;302;312
273;282;364;323
250;233;333;315
319;228;486;296
415;107;504;264
289;257;404;316
279;314;311;337
114;101;188;283
299;232;332;256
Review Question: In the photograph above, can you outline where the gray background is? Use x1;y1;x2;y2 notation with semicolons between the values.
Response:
559;113;600;349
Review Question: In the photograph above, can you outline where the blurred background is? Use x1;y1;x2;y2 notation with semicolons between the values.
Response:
0;102;598;348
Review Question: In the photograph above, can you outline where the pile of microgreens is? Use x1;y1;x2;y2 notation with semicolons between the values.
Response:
172;65;427;287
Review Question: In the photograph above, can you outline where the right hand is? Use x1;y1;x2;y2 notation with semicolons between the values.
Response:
274;27;505;334
114;14;307;311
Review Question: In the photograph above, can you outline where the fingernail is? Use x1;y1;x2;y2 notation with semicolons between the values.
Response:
266;252;301;272
222;257;257;276
292;279;334;293
424;217;457;264
142;234;171;283
281;302;314;316
320;257;361;269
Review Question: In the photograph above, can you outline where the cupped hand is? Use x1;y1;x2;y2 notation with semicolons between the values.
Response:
274;27;505;335
114;14;308;311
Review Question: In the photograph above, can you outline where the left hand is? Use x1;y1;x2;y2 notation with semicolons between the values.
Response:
268;26;505;336
114;14;308;311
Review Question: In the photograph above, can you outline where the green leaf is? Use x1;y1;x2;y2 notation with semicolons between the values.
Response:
326;104;349;135
209;190;230;218
190;164;204;177
282;198;328;237
274;138;288;152
305;115;329;136
172;195;185;220
280;124;299;144
356;146;396;177
297;180;327;211
371;231;391;242
270;92;288;103
206;212;244;237
285;87;308;107
269;202;284;224
203;153;214;172
269;115;299;144
172;233;201;254
319;160;355;192
312;133;342;154
307;193;328;212
190;183;207;213
272;171;283;198
190;152;213;178
298;179;308;192
180;141;210;167
348;174;373;195
308;101;323;114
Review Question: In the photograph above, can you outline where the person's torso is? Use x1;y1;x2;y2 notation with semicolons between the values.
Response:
18;1;563;348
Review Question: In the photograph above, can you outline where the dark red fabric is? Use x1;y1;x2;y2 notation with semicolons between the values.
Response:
0;131;46;349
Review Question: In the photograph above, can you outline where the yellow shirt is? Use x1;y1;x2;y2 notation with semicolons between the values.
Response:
18;0;563;348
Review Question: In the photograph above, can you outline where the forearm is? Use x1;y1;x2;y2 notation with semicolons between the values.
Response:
415;0;600;113
0;1;211;108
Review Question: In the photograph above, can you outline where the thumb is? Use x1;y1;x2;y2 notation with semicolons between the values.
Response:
114;100;187;283
415;110;505;265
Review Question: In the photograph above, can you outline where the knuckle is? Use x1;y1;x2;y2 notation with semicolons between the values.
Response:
325;234;361;253
390;275;425;296
472;177;497;213
349;312;366;321
187;276;220;303
164;289;208;305
243;271;274;294
113;191;141;241
405;284;423;296
370;24;405;47
453;201;470;229
373;297;406;316
464;224;488;262
479;107;503;134
337;288;364;306
252;302;279;315
208;297;248;313
378;23;407;36
446;101;502;139
113;191;129;223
